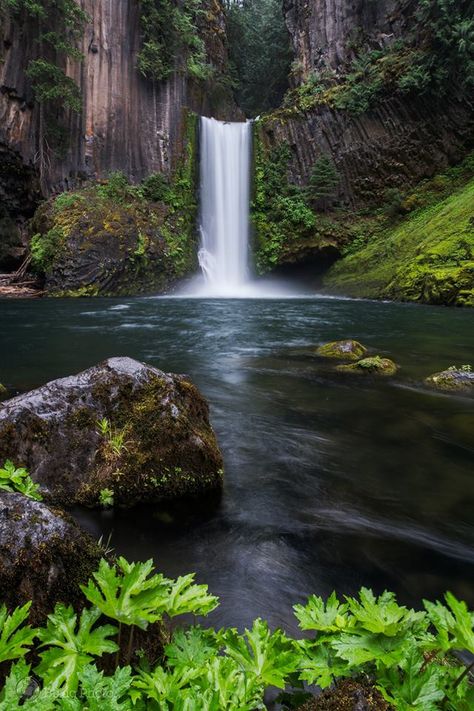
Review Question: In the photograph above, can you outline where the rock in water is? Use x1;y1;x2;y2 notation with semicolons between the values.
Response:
316;339;368;361
425;368;474;393
337;356;398;376
0;492;101;623
0;357;224;507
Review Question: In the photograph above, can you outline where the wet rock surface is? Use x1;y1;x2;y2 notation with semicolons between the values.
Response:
0;357;224;507
0;491;101;623
337;356;398;376
316;339;368;361
425;368;474;393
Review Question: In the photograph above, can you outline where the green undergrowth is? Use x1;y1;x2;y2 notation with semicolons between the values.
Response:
252;128;349;273
29;114;198;296
0;552;473;709
273;0;473;119
324;158;474;306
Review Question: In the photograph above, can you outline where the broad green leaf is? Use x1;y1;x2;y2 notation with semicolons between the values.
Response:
294;591;351;633
0;460;42;500
201;656;265;710
81;557;172;629
166;574;219;618
425;592;474;653
222;618;297;689
297;640;349;688
331;630;410;668
36;604;118;693
377;648;444;710
346;588;426;636
77;664;133;710
0;659;58;710
0;602;37;664
133;664;201;705
165;626;219;669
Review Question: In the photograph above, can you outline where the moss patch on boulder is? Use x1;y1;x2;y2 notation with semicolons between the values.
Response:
425;367;474;393
316;339;368;361
0;357;224;508
337;356;398;376
0;491;101;624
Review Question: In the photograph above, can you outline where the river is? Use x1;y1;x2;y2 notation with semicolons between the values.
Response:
1;295;473;633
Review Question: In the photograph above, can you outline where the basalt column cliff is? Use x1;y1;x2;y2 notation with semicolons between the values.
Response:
0;0;235;264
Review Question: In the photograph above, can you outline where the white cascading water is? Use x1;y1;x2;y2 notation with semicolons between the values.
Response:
197;117;251;296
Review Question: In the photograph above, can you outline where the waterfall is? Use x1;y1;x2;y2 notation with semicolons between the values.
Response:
197;117;251;296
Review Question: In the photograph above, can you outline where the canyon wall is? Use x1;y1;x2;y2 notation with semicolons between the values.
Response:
261;0;474;208
0;0;233;208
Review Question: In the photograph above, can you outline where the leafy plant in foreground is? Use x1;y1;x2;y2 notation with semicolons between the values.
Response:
295;587;474;709
0;460;42;500
36;605;118;693
0;555;473;709
0;602;37;664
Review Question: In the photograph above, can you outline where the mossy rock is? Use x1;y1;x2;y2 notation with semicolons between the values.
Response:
0;358;224;508
0;492;101;624
0;383;7;399
425;368;474;393
337;356;398;376
316;339;368;361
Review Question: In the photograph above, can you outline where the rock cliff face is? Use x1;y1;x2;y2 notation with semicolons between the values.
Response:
0;0;233;208
260;0;474;209
284;0;405;80
261;96;473;209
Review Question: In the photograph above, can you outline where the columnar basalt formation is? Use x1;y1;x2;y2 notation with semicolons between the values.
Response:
0;0;233;199
261;0;474;208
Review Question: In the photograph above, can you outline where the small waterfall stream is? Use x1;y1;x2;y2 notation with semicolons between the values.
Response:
197;117;251;296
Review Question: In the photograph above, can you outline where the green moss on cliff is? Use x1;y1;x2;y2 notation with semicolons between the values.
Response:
252;125;349;273
29;114;199;296
324;170;474;307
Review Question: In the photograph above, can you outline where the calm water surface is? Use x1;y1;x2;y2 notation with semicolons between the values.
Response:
1;296;473;633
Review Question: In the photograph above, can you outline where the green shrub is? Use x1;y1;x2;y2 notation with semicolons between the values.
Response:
0;460;42;500
141;172;170;202
30;227;64;274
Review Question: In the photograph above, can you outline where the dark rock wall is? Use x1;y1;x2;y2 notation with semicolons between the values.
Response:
0;0;234;197
261;94;474;208
261;0;474;209
284;0;408;80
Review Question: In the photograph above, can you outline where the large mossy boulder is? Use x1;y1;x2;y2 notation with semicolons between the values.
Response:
0;492;101;623
316;339;368;361
425;367;474;393
0;358;224;507
337;356;398;376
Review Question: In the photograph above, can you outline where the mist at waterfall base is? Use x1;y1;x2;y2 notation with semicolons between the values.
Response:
183;116;298;298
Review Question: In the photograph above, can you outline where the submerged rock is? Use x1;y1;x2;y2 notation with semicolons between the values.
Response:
0;492;101;623
0;383;7;398
316;339;368;361
337;356;398;376
425;367;474;393
0;357;224;507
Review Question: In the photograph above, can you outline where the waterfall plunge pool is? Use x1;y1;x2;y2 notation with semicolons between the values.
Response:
1;295;473;633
